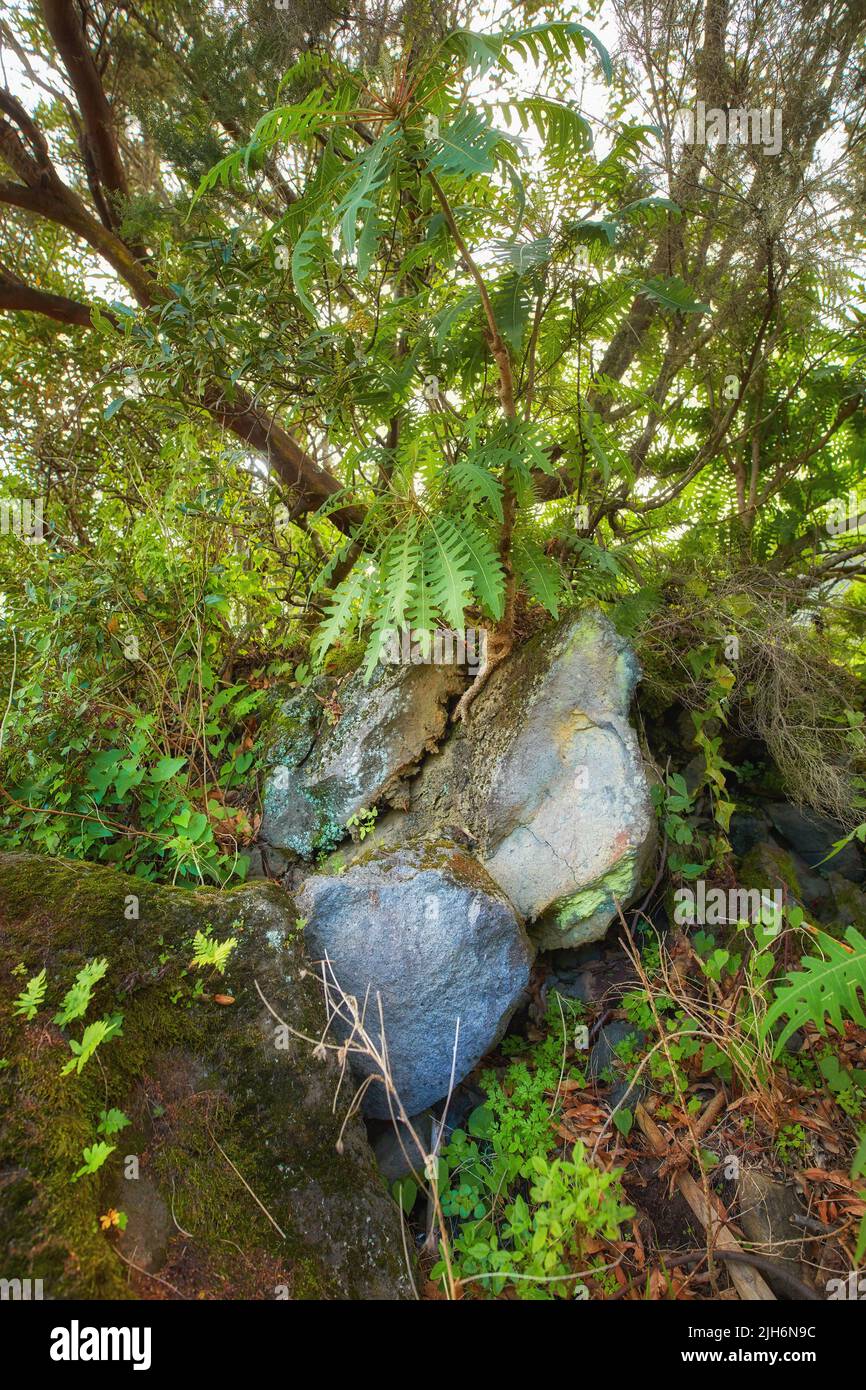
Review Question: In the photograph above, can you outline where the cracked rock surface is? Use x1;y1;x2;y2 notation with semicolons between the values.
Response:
259;661;465;860
344;609;655;948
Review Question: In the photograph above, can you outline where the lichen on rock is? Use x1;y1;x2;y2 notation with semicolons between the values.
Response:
259;661;465;859
336;609;656;948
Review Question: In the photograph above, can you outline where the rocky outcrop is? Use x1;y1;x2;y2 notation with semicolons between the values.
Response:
260;662;465;859
338;610;655;948
297;838;533;1117
0;853;412;1300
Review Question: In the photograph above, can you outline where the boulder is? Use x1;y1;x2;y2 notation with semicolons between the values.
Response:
736;1170;810;1297
0;852;412;1300
260;662;464;859
765;802;865;882
297;838;533;1118
340;609;655;949
370;1114;434;1183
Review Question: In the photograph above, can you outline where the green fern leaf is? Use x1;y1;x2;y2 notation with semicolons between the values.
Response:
450;459;504;522
313;563;371;663
458;516;505;620
291;220;328;317
428;107;502;178
379;518;421;629
336;129;398;261
424;516;474;629
637;275;710;315
514;539;563;617
762;927;866;1054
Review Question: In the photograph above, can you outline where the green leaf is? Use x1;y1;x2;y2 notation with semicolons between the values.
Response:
637;275;710;315
392;1176;418;1214
97;1108;131;1136
450;458;504;523
425;515;474;630
762;927;866;1054
468;1105;494;1138
335;128;398;262
291;219;328;318
61;1014;124;1077
70;1141;116;1183
513;539;562;617
428;107;502;179
613;1107;634;1137
150;756;188;783
458;517;505;620
53;958;108;1028
12;969;47;1021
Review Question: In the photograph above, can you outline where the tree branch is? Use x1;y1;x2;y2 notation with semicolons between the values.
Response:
40;0;129;223
0;268;94;326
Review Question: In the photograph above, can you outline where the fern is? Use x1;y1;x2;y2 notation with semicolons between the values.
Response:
456;514;505;620
424;515;475;629
291;219;329;316
502;22;612;80
762;927;866;1054
428;107;506;179
190;929;238;974
12;968;47;1020
336;128;399;262
70;1141;116;1183
61;1014;124;1077
514;538;563;617
637;275;710;316
437;22;611;82
492;97;592;160
450;458;504;522
53;957;108;1028
488;236;553;276
383;519;422;625
313;561;373;663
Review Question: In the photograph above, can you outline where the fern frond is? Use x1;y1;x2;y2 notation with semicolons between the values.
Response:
336;128;399;262
457;515;505;620
449;458;504;522
491;97;592;160
291;219;329;316
424;515;474;629
427;107;508;178
762;927;866;1054
379;517;422;629
313;561;374;663
514;538;563;617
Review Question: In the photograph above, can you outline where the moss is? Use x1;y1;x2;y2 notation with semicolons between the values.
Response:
739;842;802;899
827;872;866;932
0;852;412;1300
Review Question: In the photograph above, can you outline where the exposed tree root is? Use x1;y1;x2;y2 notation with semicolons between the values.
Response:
452;623;514;723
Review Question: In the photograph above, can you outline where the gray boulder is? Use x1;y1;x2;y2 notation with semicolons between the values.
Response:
260;662;464;859
297;839;533;1118
345;609;655;949
766;802;865;882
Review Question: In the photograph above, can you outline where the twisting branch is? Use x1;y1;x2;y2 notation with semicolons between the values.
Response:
40;0;130;226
